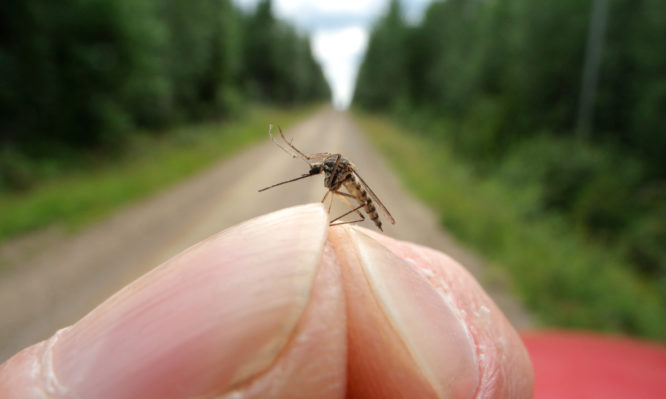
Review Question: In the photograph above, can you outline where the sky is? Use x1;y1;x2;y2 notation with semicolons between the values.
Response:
233;0;434;108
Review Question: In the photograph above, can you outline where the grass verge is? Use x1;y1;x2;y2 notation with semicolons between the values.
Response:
0;105;315;245
355;111;666;341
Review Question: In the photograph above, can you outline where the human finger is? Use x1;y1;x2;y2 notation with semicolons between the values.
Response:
0;204;346;399
330;226;533;399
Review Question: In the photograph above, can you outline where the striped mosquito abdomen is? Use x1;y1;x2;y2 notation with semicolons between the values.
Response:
344;174;383;231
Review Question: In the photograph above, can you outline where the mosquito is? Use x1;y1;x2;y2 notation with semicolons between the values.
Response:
258;125;395;231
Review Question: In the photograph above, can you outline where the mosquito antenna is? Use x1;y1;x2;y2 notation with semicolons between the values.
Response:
271;125;313;167
258;172;318;192
269;124;298;159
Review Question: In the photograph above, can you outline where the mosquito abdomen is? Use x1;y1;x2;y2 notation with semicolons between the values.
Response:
345;175;383;231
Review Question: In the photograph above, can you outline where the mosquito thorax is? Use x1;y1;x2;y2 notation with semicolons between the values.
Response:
323;156;349;172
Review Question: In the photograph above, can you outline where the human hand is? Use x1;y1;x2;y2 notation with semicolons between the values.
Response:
0;204;533;398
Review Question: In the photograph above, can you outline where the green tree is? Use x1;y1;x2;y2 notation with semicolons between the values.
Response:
0;0;328;153
160;0;239;120
239;0;328;104
354;0;409;111
0;0;168;148
240;0;278;100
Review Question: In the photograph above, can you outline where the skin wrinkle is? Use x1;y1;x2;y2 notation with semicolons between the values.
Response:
359;229;532;399
345;230;445;396
331;229;437;398
331;226;481;399
217;236;330;395
413;247;487;399
409;248;493;398
215;206;329;391
18;327;73;399
366;229;484;398
217;241;346;399
32;342;60;399
41;328;71;398
419;246;502;399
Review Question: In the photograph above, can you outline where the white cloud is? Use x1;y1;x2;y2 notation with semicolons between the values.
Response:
312;27;369;108
274;0;385;28
276;0;383;15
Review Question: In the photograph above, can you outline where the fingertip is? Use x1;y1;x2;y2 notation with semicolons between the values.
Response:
222;241;347;399
330;226;533;399
1;205;334;399
330;226;478;398
361;228;534;398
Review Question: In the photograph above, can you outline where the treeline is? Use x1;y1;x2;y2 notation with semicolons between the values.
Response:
0;0;328;176
355;1;665;282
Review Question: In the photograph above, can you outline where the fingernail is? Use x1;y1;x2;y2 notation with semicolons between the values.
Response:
41;204;328;399
343;228;479;398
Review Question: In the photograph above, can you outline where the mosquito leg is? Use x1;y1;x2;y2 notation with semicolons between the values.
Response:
323;155;343;215
335;191;357;198
328;190;335;214
330;198;366;225
330;217;365;226
320;190;336;214
330;206;365;225
334;192;365;220
328;219;365;226
332;153;342;170
330;154;342;184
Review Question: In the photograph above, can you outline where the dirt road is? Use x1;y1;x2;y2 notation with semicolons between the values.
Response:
0;108;531;362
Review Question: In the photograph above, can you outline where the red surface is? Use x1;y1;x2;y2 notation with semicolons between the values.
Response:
522;331;666;399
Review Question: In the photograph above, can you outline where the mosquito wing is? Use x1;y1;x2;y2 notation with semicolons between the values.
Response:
351;168;396;225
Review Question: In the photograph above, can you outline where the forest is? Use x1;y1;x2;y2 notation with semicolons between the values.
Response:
1;0;329;191
355;0;666;300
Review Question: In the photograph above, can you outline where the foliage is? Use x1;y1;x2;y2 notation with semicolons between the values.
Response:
0;0;329;168
354;0;666;308
0;0;165;148
354;0;409;112
356;0;666;169
357;112;666;340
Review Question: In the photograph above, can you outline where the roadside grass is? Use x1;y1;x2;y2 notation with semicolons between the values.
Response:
0;105;315;244
356;111;666;341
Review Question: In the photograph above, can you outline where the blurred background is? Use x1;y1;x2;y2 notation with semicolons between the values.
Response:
353;0;666;339
1;0;665;376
